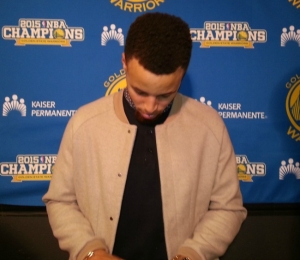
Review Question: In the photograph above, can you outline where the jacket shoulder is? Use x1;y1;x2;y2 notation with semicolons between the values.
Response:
69;95;114;131
178;95;226;142
180;94;223;125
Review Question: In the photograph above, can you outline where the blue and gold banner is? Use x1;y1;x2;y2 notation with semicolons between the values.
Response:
0;0;299;205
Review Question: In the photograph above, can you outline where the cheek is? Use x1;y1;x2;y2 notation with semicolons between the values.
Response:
157;100;172;110
130;94;144;107
159;95;176;107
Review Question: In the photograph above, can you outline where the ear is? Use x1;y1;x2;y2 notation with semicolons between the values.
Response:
121;53;127;71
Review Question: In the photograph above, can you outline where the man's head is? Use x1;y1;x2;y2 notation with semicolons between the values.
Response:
122;12;192;124
124;12;192;75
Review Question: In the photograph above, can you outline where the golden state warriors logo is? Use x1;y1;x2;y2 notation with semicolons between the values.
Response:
110;0;165;12
2;19;84;46
104;69;127;96
286;74;300;142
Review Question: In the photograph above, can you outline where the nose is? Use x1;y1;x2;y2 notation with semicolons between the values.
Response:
144;96;157;114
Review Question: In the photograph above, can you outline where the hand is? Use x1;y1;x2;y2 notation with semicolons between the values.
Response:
172;255;192;260
89;249;124;260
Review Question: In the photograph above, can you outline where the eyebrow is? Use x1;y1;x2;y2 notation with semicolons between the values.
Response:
132;85;176;96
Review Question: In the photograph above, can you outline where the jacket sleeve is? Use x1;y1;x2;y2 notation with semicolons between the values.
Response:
177;126;247;260
42;117;108;260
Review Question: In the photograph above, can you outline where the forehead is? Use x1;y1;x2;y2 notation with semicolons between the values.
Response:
126;58;184;95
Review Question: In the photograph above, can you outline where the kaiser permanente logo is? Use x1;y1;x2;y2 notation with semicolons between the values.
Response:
199;97;267;119
279;158;300;180
110;0;164;12
190;21;267;48
3;94;26;116
2;18;84;46
2;94;76;117
101;24;124;46
285;74;300;142
0;155;56;182
236;155;266;182
281;25;300;47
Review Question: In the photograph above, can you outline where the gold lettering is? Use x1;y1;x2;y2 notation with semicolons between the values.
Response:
288;0;300;8
124;2;133;11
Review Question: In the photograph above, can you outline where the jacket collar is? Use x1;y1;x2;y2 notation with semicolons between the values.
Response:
113;89;183;125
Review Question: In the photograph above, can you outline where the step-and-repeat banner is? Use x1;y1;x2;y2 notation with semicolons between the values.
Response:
0;0;299;206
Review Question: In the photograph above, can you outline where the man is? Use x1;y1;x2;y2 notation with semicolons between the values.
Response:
43;12;247;260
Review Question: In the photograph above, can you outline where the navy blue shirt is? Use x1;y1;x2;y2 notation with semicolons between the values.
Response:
112;95;169;260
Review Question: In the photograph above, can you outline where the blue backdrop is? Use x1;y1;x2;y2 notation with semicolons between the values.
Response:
0;0;299;206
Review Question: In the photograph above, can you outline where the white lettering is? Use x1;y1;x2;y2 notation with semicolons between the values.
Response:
31;101;55;108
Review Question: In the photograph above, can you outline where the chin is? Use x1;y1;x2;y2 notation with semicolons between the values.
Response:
135;110;162;125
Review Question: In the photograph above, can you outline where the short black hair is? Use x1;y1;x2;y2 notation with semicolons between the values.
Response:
124;12;192;75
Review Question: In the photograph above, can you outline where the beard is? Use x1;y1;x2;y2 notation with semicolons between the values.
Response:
134;110;163;126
